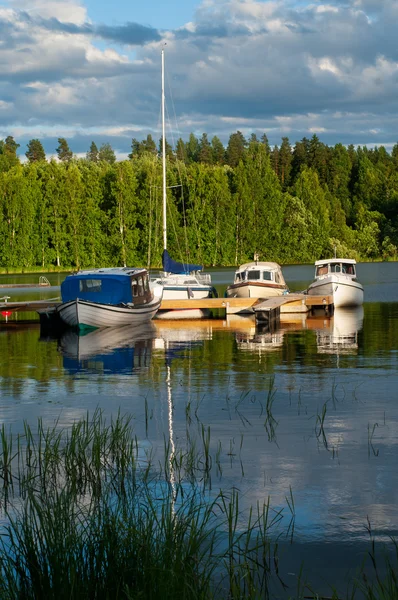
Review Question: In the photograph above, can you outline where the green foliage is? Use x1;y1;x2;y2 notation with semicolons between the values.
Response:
98;143;116;164
0;132;396;267
25;139;46;163
86;141;99;163
56;137;73;162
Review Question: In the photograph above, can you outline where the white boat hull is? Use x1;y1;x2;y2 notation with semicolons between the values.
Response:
307;276;364;308
225;282;287;299
57;297;161;329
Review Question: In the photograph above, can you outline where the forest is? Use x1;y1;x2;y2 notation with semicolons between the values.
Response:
0;131;397;270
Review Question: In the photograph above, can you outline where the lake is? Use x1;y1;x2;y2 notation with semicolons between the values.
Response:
1;262;398;597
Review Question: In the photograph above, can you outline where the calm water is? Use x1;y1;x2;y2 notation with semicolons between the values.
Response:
1;263;398;596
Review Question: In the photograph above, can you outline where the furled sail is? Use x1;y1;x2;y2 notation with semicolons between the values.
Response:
162;250;203;274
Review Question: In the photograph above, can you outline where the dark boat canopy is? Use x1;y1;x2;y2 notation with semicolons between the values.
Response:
60;268;147;305
162;249;203;274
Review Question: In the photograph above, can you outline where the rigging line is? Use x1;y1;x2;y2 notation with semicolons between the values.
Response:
156;71;187;265
164;63;191;263
147;158;159;269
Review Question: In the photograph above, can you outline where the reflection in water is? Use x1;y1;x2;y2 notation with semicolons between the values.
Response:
58;322;156;374
315;307;364;355
2;287;398;597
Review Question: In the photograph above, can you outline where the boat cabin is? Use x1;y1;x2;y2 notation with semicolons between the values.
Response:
234;262;287;286
315;259;356;278
61;268;153;306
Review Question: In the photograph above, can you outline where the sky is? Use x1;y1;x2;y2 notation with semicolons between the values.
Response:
0;0;397;159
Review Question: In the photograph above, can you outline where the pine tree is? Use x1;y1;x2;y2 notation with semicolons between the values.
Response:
86;141;99;162
225;131;247;167
142;134;157;155
211;136;225;165
278;137;292;189
260;133;271;155
198;133;212;164
186;133;199;164
176;138;187;163
56;138;73;162
5;136;20;156
26;139;46;163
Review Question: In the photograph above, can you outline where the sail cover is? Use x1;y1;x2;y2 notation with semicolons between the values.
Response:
162;250;203;274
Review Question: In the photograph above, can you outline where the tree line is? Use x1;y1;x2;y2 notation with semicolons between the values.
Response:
0;131;397;270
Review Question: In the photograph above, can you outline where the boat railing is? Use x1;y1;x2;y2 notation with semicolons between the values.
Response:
195;272;212;284
150;271;212;285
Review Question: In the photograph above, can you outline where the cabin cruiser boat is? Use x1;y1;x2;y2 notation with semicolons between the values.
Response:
56;267;163;329
225;261;289;299
307;258;363;308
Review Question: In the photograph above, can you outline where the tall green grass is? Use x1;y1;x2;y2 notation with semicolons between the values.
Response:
0;410;284;599
0;409;396;599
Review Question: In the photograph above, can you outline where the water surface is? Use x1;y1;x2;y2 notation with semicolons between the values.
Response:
1;262;397;596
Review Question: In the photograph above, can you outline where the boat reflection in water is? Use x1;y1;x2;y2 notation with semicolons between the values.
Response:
314;306;364;355
227;315;285;353
58;322;156;374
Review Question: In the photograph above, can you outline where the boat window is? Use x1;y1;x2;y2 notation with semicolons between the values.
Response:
316;266;328;276
79;279;101;293
235;273;241;281
249;271;261;280
263;271;272;281
143;275;150;292
342;263;354;274
132;279;138;297
275;272;281;283
331;264;341;273
137;277;145;296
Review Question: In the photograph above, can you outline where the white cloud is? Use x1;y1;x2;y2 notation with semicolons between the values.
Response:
0;0;397;156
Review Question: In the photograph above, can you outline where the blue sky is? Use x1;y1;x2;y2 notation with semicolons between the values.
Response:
0;0;397;159
83;0;200;30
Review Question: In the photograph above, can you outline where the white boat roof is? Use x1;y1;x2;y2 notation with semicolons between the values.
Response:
315;258;356;266
237;262;282;271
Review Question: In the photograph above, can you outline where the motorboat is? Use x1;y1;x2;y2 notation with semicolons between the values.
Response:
56;267;163;329
306;258;363;308
225;261;289;300
151;49;216;316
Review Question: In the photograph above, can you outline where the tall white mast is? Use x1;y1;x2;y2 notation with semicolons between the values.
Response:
162;48;167;252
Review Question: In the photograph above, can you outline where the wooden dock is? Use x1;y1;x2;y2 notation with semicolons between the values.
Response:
0;294;334;324
159;294;334;316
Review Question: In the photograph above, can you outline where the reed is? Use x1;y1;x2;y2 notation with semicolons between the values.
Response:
0;411;396;599
0;411;286;599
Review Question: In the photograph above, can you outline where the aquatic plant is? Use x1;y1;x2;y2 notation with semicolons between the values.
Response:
0;410;285;599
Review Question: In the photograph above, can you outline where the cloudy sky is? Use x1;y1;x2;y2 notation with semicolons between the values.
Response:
0;0;397;159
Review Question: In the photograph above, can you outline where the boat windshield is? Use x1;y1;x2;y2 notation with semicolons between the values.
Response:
342;263;355;275
316;265;329;276
249;271;262;280
317;263;355;276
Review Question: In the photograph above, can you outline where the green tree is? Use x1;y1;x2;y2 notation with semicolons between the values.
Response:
175;138;187;163
56;138;73;163
86;141;99;163
198;133;212;164
99;143;116;164
106;161;139;266
186;133;199;164
225;131;246;167
26;139;46;163
211;136;225;165
278;137;292;189
5;136;20;156
292;167;330;259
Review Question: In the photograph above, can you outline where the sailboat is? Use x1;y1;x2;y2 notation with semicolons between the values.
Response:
152;49;217;318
